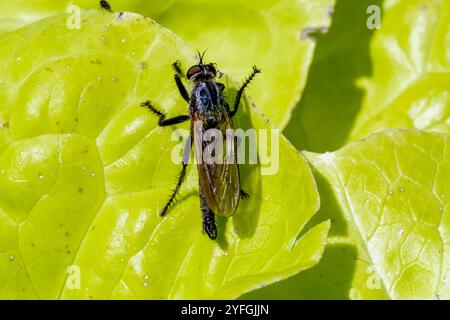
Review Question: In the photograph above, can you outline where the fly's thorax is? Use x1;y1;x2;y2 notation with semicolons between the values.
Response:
190;80;226;127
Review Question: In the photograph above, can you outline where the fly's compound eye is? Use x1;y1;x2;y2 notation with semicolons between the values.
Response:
187;65;202;80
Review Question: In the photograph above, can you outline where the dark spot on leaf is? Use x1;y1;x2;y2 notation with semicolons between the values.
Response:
300;26;329;40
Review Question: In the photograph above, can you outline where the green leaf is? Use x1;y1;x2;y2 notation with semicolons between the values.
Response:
0;0;336;129
244;129;450;300
283;0;381;152
149;0;336;128
0;1;181;33
0;0;59;33
241;173;389;300
350;0;450;140
284;0;450;153
241;243;388;300
0;11;329;299
0;0;85;33
305;129;449;299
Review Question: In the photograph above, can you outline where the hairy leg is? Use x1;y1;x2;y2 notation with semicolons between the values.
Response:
229;66;261;117
141;100;189;126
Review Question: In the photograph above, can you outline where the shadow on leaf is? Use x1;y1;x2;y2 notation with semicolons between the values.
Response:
299;164;348;238
239;243;357;300
284;0;383;152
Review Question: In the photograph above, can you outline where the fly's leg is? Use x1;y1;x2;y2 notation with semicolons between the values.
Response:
172;61;190;103
240;189;249;199
172;60;184;76
141;100;189;126
159;163;188;216
200;186;217;240
159;137;192;216
229;66;261;118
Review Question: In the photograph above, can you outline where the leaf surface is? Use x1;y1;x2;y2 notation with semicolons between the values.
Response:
0;11;328;299
244;129;450;299
351;0;450;140
0;0;336;129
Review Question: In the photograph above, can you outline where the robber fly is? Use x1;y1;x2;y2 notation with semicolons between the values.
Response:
141;52;260;240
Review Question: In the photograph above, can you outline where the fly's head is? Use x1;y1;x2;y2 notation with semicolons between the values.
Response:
186;63;217;83
186;50;221;83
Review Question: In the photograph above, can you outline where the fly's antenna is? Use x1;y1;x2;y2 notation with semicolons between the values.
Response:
197;49;207;64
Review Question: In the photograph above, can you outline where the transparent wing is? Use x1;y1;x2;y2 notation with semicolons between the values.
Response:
193;111;240;217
